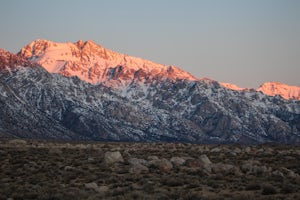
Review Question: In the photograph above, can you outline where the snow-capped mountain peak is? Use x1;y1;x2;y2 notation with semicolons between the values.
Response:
19;39;196;85
220;81;300;100
257;82;300;100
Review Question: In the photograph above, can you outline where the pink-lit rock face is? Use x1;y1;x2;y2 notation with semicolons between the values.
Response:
0;48;35;70
220;81;300;101
257;82;300;101
18;39;300;100
219;82;245;91
18;39;196;86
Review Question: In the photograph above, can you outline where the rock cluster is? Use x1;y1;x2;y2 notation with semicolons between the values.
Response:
105;149;299;180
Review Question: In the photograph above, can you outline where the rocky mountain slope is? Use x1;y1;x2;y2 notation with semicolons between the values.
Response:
0;49;78;140
1;48;205;142
0;40;300;143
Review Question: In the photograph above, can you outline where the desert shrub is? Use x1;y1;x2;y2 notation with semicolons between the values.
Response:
111;186;127;196
129;191;145;199
186;180;200;189
281;184;296;194
262;184;277;195
161;178;185;187
0;194;7;200
245;182;261;190
142;182;155;193
185;191;207;200
206;180;219;189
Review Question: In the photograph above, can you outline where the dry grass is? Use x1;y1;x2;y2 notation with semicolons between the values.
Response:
0;140;299;199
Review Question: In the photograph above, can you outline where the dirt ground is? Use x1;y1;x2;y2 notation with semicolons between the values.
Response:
0;139;299;200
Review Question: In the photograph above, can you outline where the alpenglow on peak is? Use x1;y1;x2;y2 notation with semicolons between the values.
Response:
18;39;196;85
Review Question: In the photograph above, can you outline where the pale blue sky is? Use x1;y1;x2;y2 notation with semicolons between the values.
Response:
1;0;299;88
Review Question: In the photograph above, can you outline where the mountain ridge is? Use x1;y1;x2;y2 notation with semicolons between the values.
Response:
18;39;300;100
0;42;300;143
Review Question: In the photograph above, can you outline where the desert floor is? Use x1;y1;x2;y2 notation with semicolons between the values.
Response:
0;139;299;200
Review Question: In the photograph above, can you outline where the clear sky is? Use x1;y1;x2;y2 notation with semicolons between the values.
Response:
1;0;299;88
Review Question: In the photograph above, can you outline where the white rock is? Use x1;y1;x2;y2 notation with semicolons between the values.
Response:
85;182;99;190
210;147;222;153
104;151;124;164
85;182;109;193
8;139;27;145
98;186;109;193
147;156;159;160
170;157;186;166
199;154;212;165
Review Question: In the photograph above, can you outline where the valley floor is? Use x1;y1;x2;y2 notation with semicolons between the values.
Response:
0;139;300;200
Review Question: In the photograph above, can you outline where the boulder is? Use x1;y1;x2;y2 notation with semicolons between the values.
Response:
84;182;99;191
185;158;212;174
272;170;284;178
151;158;173;173
252;165;271;175
64;166;76;171
129;163;149;174
241;160;271;175
281;167;299;178
185;159;205;168
128;158;148;166
170;157;186;166
104;151;124;165
210;147;222;153
98;186;109;193
244;147;251;153
233;147;242;154
199;154;212;165
185;155;212;169
147;156;159;160
211;163;237;175
85;182;109;193
241;160;260;169
8;139;27;146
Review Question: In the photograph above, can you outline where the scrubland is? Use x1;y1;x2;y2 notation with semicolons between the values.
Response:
0;139;299;200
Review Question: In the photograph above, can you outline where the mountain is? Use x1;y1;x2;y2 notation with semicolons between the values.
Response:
1;48;206;142
257;82;300;101
0;40;299;144
18;39;195;86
